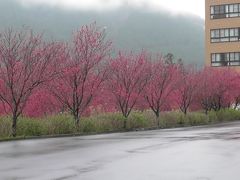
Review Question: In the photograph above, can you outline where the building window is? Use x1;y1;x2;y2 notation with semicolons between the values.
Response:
211;52;240;67
211;28;240;43
211;3;240;19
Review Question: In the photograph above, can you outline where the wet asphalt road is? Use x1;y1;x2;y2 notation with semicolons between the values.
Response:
1;122;240;180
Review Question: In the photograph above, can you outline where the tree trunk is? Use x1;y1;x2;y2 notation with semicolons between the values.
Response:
183;109;187;116
155;111;160;128
12;115;17;137
183;109;187;115
123;116;127;129
204;109;208;115
74;113;80;127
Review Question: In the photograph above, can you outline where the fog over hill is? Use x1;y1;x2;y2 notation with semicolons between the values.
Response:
0;0;204;66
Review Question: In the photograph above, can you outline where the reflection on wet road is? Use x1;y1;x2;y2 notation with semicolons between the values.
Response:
1;122;240;180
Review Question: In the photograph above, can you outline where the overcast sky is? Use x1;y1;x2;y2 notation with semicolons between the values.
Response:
19;0;205;19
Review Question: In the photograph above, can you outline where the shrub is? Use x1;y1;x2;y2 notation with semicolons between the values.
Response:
128;112;148;129
214;109;240;122
160;111;209;128
208;111;218;123
186;113;209;126
93;113;125;132
160;112;181;128
80;119;95;133
0;117;11;137
17;118;45;137
1;109;240;139
44;114;76;135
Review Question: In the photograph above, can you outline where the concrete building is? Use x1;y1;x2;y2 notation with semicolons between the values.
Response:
205;0;240;67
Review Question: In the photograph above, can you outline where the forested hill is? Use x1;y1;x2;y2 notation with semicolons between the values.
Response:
0;0;204;66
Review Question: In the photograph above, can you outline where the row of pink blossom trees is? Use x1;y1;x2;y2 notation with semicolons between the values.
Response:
0;23;239;136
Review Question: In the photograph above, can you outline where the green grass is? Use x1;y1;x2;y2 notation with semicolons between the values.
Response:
0;109;240;140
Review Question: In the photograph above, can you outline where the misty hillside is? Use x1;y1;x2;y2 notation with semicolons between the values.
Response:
0;0;204;66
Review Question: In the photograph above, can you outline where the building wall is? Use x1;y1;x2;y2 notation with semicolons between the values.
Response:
205;0;240;68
